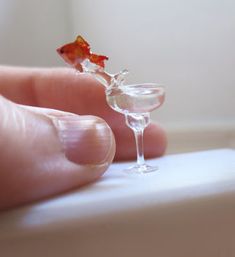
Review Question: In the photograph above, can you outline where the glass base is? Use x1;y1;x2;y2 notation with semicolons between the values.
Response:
124;164;158;175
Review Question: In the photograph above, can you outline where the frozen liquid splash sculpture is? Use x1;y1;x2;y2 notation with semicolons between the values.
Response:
57;35;165;173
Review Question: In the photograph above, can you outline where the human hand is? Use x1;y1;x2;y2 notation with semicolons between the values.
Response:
0;66;166;210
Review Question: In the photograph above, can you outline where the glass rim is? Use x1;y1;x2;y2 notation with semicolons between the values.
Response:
123;82;165;88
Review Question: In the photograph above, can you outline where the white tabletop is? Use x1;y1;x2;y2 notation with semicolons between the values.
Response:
1;148;235;257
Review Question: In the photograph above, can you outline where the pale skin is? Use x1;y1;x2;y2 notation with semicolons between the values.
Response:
0;66;167;210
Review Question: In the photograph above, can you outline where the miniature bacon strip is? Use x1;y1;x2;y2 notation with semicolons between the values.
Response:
57;35;108;72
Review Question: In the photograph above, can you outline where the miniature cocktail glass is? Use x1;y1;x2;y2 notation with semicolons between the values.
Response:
106;82;165;174
82;60;165;174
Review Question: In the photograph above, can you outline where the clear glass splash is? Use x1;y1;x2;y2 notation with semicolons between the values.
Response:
81;59;128;88
81;59;165;174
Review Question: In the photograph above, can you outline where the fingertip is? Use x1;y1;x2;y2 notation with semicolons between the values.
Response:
52;114;115;166
0;101;116;210
144;122;167;158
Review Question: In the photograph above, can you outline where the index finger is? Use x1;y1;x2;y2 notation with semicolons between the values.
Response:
0;66;167;160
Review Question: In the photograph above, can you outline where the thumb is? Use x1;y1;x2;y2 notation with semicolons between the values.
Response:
0;96;115;210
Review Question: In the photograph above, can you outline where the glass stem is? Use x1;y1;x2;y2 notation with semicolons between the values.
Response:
134;129;145;166
125;113;150;167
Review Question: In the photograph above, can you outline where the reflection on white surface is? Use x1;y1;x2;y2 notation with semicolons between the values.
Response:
37;148;234;207
1;149;235;257
0;148;233;233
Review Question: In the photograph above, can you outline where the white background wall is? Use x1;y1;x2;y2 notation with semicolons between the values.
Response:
0;0;234;131
0;0;71;67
